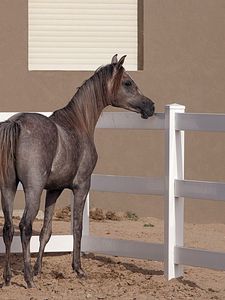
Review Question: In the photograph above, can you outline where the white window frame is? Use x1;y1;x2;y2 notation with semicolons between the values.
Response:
28;0;142;71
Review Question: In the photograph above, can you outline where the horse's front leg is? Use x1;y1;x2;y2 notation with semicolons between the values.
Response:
72;178;90;278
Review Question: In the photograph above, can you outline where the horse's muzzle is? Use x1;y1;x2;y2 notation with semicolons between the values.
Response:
140;98;155;119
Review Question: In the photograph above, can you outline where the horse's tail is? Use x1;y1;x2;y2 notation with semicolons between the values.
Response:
0;120;20;184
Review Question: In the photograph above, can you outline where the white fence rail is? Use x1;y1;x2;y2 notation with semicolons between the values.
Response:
1;104;225;280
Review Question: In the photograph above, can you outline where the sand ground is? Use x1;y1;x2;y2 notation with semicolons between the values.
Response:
0;209;225;300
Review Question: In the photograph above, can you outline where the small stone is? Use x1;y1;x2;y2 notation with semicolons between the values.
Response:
127;281;133;286
208;288;216;292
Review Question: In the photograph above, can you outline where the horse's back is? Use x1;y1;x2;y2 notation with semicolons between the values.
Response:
14;112;58;145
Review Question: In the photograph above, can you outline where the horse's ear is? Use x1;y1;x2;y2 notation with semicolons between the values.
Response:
116;55;127;70
111;54;118;64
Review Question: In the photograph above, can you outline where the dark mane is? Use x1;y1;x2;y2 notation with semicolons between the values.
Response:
51;63;124;135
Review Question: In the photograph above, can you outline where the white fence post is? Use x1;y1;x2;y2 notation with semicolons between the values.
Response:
164;103;185;280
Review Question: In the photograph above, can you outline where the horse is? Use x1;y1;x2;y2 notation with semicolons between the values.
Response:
0;54;155;288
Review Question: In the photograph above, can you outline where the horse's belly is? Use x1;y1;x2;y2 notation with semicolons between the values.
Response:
45;162;77;190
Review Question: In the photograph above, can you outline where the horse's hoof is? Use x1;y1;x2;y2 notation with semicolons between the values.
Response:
26;281;36;289
3;280;11;287
75;268;87;279
3;274;11;287
4;281;11;287
33;265;40;277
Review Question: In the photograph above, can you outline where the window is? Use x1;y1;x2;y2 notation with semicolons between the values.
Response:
28;0;143;71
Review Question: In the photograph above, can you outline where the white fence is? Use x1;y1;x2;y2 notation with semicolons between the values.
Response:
1;104;225;280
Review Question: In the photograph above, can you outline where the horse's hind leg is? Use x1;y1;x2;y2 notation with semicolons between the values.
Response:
19;187;43;288
34;189;62;276
1;185;17;286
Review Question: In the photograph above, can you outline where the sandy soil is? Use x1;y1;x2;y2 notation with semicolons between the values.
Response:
0;209;225;300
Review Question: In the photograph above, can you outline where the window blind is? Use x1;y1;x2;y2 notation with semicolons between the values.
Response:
28;0;138;71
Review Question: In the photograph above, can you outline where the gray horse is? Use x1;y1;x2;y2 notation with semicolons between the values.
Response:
0;55;155;288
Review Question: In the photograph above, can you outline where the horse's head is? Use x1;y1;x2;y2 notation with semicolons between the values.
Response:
109;54;155;119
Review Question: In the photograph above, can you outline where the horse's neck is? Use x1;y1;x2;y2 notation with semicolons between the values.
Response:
72;94;104;135
52;90;106;136
71;77;110;134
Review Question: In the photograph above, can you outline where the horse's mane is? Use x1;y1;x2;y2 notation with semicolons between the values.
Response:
51;63;124;135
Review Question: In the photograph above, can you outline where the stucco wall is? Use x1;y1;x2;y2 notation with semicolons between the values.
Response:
0;0;225;223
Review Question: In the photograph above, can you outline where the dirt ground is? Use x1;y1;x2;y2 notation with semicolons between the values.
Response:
1;208;225;300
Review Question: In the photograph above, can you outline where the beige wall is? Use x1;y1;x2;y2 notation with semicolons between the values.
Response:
1;0;225;223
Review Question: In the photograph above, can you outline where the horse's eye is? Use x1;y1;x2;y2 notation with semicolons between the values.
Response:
124;80;132;87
